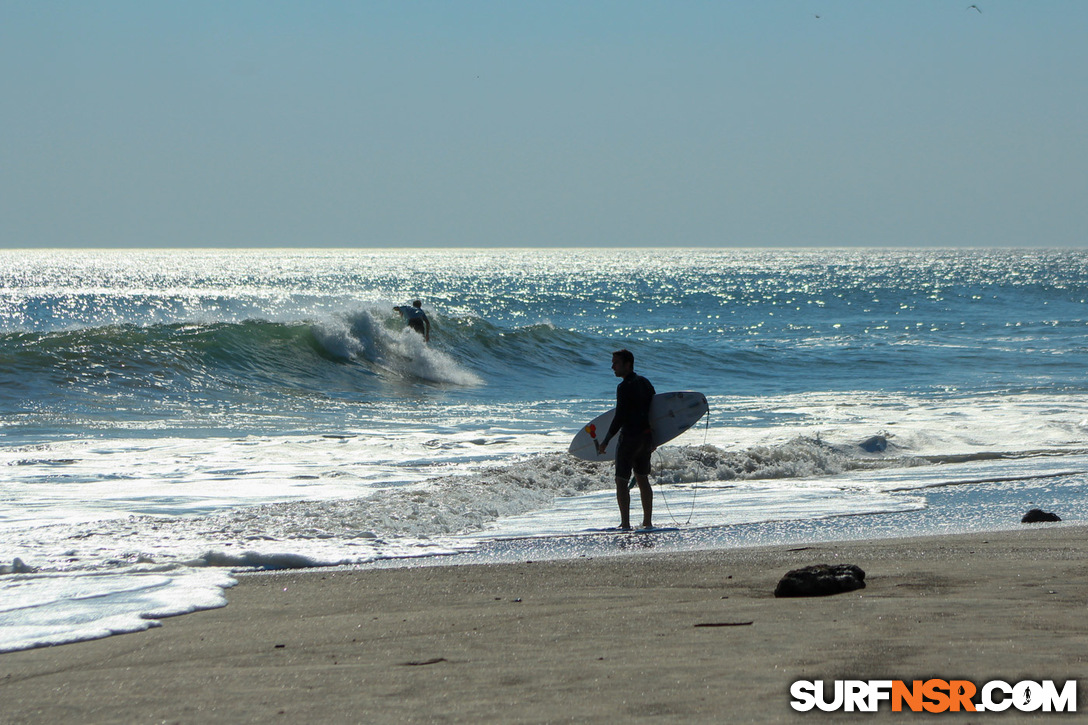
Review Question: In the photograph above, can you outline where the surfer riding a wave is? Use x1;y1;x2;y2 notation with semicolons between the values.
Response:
393;300;431;342
596;349;656;531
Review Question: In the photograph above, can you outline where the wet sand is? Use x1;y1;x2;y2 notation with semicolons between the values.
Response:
3;525;1087;723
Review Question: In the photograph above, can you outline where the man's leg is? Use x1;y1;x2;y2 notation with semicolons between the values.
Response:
633;473;653;528
615;476;631;529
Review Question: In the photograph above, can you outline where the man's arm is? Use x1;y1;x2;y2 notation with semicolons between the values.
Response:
600;383;629;450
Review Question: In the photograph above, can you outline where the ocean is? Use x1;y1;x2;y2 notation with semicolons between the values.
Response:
3;247;1088;653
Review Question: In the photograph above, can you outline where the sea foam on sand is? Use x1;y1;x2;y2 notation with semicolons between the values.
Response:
0;567;235;653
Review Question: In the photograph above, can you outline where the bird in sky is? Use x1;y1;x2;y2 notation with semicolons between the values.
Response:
968;4;982;12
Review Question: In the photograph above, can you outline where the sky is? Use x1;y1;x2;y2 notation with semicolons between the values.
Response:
1;1;1086;248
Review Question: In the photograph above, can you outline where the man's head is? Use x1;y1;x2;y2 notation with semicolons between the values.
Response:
611;349;634;378
412;300;422;308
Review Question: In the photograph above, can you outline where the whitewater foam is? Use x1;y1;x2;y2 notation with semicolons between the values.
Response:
0;566;235;654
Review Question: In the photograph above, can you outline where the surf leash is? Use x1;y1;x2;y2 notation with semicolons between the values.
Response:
653;402;711;527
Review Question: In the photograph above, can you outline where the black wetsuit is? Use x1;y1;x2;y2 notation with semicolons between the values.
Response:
398;305;429;336
604;372;656;479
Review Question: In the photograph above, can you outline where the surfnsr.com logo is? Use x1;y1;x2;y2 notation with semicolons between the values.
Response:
790;679;1077;713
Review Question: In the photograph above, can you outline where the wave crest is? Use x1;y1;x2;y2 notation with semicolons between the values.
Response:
651;437;911;484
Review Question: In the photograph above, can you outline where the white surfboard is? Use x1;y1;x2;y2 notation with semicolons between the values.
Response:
568;391;709;461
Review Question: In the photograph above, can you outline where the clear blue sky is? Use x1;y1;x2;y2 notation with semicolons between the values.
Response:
2;1;1085;248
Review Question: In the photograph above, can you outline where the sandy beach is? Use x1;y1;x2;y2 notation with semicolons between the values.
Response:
3;525;1086;723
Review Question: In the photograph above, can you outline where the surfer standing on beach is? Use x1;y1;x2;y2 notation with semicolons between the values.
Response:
393;300;431;342
596;349;656;530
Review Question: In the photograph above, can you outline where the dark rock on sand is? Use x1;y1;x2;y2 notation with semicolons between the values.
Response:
1021;508;1061;523
0;557;37;575
774;563;866;598
859;435;887;453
